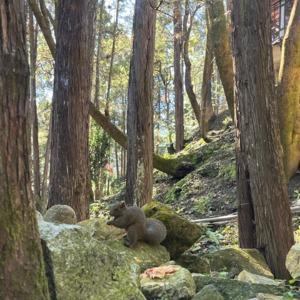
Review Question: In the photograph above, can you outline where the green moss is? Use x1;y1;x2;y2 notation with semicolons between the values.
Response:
218;163;236;181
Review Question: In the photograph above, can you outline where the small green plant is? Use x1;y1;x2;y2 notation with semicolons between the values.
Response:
194;193;214;213
294;190;300;201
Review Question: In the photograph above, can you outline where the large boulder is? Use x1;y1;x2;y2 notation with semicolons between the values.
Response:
192;284;224;300
143;202;205;259
38;221;146;300
176;254;210;274
77;218;126;240
210;248;274;279
286;244;300;280
106;240;170;273
44;205;77;224
36;211;44;222
193;275;300;300
141;264;196;300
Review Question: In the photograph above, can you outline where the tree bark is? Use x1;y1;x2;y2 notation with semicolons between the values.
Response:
206;0;234;120
201;11;214;140
94;0;105;110
126;0;156;207
174;1;184;152
29;8;42;211
0;1;49;298
231;0;294;280
106;0;120;115
277;0;300;180
48;0;96;222
183;1;201;130
42;108;52;201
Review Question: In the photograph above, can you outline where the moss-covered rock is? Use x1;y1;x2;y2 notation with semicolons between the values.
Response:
44;205;77;224
193;276;300;300
105;240;170;273
285;244;300;280
141;265;196;300
237;270;283;286
38;221;146;300
192;284;224;300
77;218;126;240
143;202;205;259
210;248;274;279
36;210;44;222
176;254;210;274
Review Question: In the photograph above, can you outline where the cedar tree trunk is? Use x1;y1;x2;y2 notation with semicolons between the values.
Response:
174;1;184;152
126;0;156;207
48;0;96;221
0;1;49;298
277;0;300;180
231;0;294;280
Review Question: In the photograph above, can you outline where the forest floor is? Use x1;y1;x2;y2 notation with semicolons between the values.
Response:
96;109;300;254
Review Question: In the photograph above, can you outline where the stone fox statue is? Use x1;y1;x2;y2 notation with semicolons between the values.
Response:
107;202;167;247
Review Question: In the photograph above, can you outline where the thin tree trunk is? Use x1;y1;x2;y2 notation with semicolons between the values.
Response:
99;168;104;197
94;0;105;110
48;0;96;222
174;1;184;152
115;139;119;180
126;0;156;207
206;0;234;120
201;11;214;140
215;68;220;114
29;9;42;211
107;141;110;195
106;0;120;115
183;1;201;130
0;1;49;298
42;108;52;201
231;0;294;280
277;0;300;180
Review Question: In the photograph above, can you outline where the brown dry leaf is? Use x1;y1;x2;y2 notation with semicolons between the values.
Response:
140;265;180;279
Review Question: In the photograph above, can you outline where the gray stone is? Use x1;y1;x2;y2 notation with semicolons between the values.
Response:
192;284;224;300
257;293;290;300
176;254;210;274
106;239;170;273
38;221;146;300
237;270;283;287
141;265;196;300
210;248;274;279
193;276;300;300
286;244;300;280
44;205;77;224
36;211;44;222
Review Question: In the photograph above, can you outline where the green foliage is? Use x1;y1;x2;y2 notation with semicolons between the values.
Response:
193;193;214;213
218;163;236;181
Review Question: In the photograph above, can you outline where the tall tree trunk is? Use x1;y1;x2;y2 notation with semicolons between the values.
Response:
99;168;104;197
201;11;214;140
206;0;234;120
0;1;49;298
174;1;184;152
48;0;96;222
183;1;201;130
42;108;52;202
94;0;105;110
115;141;119;180
106;0;120;116
277;1;300;180
231;0;294;280
215;68;220;115
29;9;42;211
126;0;156;207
